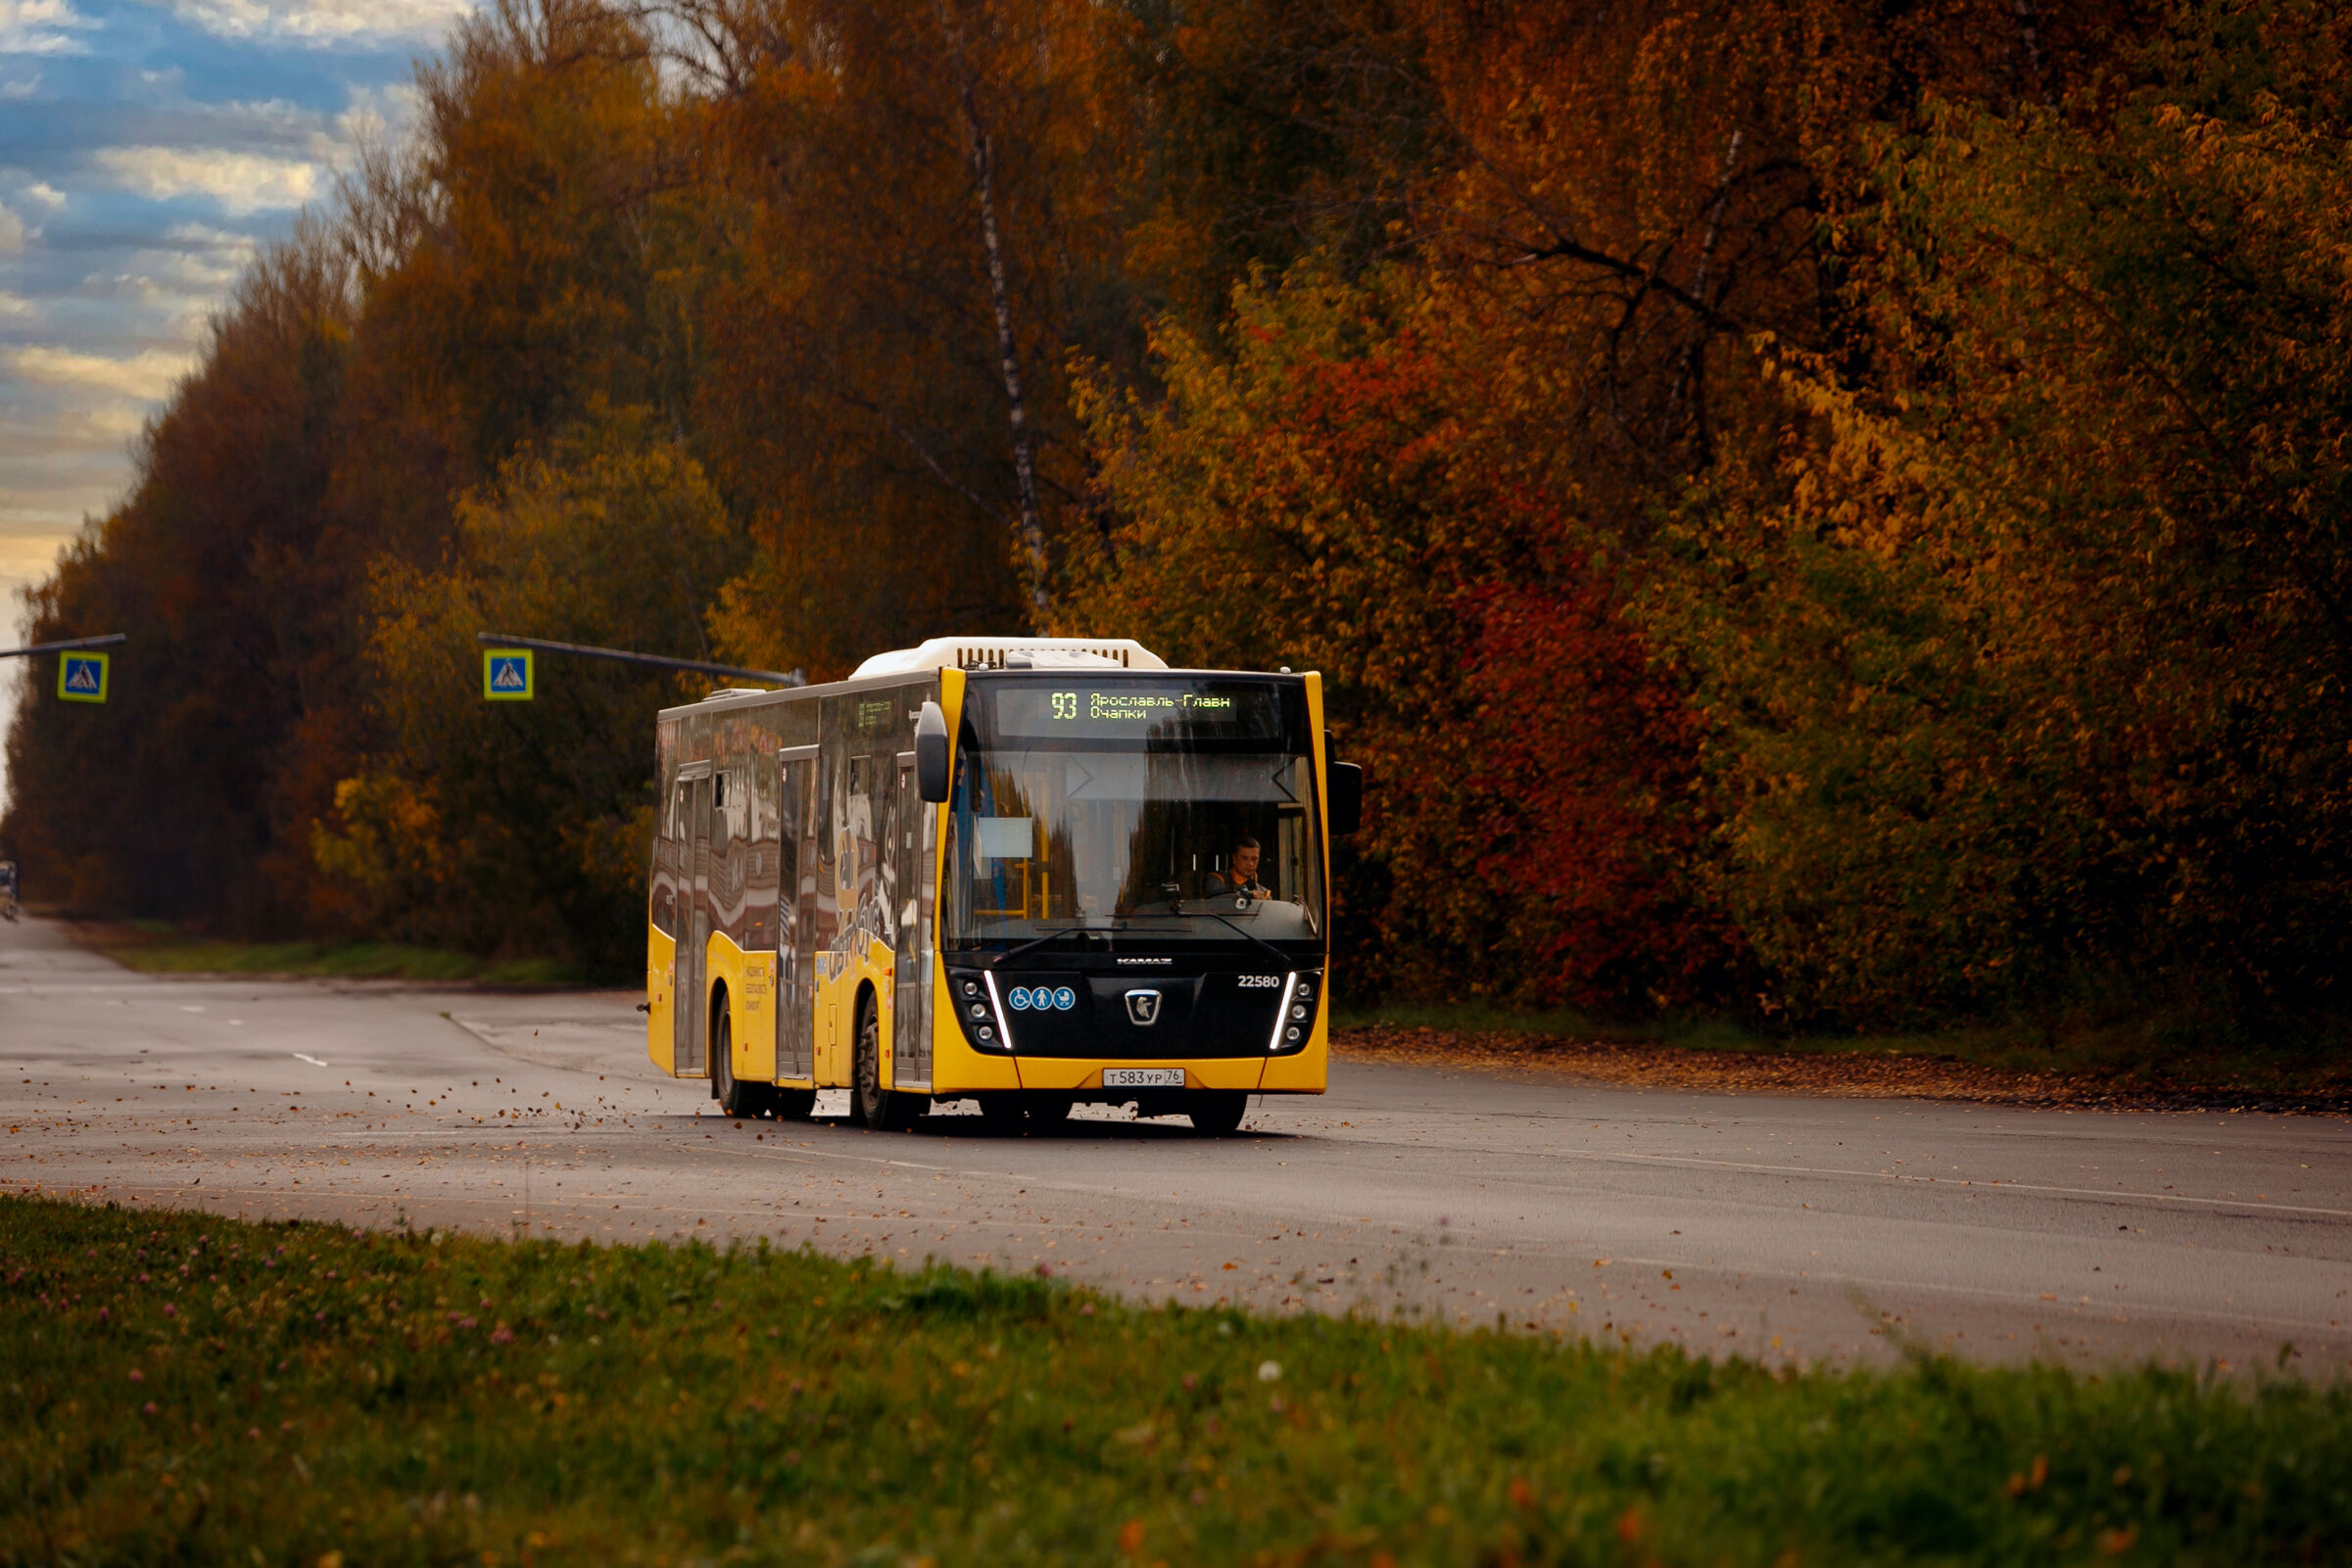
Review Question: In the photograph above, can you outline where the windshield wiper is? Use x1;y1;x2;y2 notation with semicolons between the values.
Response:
997;926;1098;962
1120;904;1294;965
1199;910;1291;966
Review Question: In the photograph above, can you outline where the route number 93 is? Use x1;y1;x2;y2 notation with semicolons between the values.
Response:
1052;691;1079;720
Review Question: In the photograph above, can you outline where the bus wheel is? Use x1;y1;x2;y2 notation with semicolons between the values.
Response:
851;997;920;1132
712;1005;751;1117
1188;1092;1248;1136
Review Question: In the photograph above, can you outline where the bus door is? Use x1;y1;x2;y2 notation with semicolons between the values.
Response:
674;760;713;1076
777;744;819;1081
891;755;933;1091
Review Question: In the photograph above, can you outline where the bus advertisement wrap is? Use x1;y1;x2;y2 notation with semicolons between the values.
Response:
638;640;1354;1136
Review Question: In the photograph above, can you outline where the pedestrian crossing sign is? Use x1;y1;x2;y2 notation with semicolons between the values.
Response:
58;651;108;703
483;648;534;701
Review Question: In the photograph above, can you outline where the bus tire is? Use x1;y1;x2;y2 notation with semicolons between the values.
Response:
1188;1092;1248;1136
852;996;920;1132
712;1000;752;1117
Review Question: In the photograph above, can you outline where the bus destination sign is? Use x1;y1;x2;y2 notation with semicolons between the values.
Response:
994;682;1284;740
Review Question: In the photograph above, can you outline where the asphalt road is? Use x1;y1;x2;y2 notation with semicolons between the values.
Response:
6;914;2348;1374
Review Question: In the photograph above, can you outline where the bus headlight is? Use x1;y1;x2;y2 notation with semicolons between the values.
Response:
949;969;1015;1053
1266;972;1320;1054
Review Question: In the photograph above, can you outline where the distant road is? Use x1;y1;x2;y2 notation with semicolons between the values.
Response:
6;915;2347;1373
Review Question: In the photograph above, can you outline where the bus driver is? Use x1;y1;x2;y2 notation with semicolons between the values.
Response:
1205;836;1272;903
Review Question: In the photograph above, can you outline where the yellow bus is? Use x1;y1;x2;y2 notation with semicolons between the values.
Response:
645;638;1362;1134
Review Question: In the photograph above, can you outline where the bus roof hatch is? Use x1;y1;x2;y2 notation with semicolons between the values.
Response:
850;638;1169;679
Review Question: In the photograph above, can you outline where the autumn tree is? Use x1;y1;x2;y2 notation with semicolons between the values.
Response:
670;0;1144;678
1652;0;2352;1024
320;405;744;968
1;229;359;925
1071;267;1729;1006
21;0;2352;1043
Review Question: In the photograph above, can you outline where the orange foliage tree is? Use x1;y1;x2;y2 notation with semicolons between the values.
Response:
1652;2;2352;1024
1072;269;1728;1007
3;232;361;927
19;0;2352;1035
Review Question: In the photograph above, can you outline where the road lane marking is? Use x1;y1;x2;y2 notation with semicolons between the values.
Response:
292;1054;329;1068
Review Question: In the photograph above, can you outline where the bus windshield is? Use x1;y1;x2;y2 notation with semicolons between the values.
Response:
942;676;1324;953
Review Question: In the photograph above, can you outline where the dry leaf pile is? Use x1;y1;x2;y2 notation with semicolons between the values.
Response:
1331;1026;2351;1116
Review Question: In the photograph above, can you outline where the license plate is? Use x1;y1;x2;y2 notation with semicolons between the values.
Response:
1103;1068;1185;1089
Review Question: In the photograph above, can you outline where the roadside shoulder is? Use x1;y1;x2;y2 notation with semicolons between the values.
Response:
1330;1025;2352;1116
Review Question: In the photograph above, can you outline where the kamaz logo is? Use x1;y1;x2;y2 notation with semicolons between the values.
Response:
1124;989;1163;1026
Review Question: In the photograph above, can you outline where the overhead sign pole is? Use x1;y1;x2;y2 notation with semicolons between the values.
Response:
0;633;129;659
0;633;128;705
473;632;804;691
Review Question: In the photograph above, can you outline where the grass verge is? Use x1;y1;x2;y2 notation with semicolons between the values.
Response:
76;920;584;986
6;1197;2347;1566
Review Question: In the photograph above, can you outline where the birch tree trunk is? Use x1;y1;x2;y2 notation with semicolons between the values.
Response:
958;73;1051;628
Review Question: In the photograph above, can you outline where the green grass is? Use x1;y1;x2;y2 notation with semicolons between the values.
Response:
88;922;583;986
6;1198;2347;1566
1329;1000;2352;1098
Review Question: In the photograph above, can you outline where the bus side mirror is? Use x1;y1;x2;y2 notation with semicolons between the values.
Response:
916;700;951;803
1327;761;1364;836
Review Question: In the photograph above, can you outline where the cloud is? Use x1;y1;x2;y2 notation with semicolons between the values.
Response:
142;0;469;46
6;344;193;400
0;199;24;252
19;181;63;209
0;0;96;54
0;290;33;315
0;525;78;656
0;526;75;580
92;144;322;214
162;217;264;255
0;383;160;518
337;77;419;146
81;229;261;341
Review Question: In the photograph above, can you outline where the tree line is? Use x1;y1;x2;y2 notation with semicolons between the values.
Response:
7;0;2349;1040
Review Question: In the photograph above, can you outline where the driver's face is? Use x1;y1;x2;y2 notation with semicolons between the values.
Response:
1231;846;1260;881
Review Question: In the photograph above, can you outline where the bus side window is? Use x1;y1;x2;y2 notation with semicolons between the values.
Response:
721;766;749;844
818;753;836;877
754;751;780;842
650;779;694;936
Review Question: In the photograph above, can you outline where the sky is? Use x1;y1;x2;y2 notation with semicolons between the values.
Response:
0;0;467;802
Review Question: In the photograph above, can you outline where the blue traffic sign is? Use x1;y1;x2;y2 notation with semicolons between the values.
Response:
58;652;109;703
483;648;534;701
